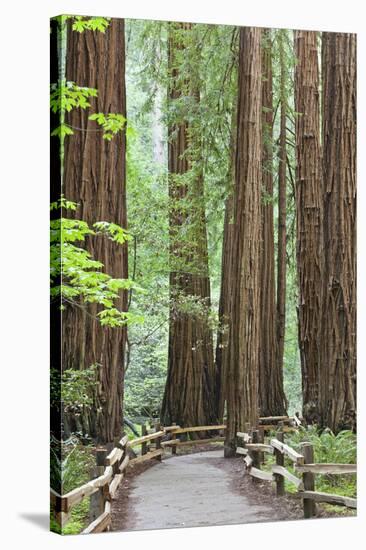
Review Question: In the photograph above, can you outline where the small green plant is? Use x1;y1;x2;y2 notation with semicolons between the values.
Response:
89;113;127;140
50;437;95;535
285;426;356;499
50;198;144;327
67;15;111;34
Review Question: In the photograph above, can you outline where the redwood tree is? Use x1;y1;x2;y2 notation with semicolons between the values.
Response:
259;30;287;416
215;192;234;421
320;32;356;432
161;23;217;428
63;19;128;444
294;31;323;424
275;30;288;409
225;27;262;456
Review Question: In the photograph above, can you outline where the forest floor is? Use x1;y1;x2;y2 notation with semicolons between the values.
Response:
111;448;312;532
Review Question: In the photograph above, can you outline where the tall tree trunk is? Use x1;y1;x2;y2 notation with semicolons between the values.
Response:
275;30;288;409
161;23;217;428
225;27;262;456
152;88;165;165
63;19;128;444
259;29;287;416
294;31;323;424
320;32;356;432
50;17;62;443
215;193;234;421
215;107;237;422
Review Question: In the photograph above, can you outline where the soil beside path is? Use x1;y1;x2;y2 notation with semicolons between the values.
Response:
111;449;304;532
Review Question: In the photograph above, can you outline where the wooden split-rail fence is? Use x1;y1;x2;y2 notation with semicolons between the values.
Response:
50;415;356;533
50;422;226;534
236;421;357;518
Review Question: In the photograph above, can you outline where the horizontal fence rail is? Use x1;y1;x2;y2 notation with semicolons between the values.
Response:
51;421;227;533
51;414;355;533
236;423;357;518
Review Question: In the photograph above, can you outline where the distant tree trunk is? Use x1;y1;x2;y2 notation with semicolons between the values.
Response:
259;30;287;416
161;23;217;428
215;108;236;422
215;194;234;421
320;32;356;432
275;30;288;411
294;31;323;424
152;88;165;165
63;19;128;444
225;27;262;456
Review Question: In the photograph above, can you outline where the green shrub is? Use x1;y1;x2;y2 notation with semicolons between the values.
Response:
50;440;95;535
285;426;356;498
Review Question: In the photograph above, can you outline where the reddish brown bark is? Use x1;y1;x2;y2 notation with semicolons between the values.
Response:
259;30;287;416
161;23;217;428
320;32;356;432
276;30;288;407
294;31;323;424
225;27;262;456
63;19;128;444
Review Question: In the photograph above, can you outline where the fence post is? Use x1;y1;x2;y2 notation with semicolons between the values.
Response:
258;425;265;465
274;427;285;496
112;436;121;476
251;429;260;481
141;424;148;455
155;422;162;462
171;422;177;455
301;442;316;518
89;448;107;523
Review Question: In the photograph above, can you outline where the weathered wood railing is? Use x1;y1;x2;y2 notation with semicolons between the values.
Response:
51;415;352;533
236;424;357;517
51;422;226;533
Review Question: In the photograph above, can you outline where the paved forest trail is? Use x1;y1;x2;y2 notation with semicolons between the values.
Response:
111;450;302;531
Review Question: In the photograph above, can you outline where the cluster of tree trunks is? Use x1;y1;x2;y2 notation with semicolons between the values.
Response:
62;19;128;445
221;27;356;442
294;31;356;432
161;23;217;428
54;20;356;443
217;28;289;437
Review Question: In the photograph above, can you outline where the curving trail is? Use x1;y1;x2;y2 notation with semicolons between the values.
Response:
111;450;301;531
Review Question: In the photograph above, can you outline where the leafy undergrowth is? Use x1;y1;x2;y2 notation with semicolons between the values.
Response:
51;443;95;535
261;426;356;516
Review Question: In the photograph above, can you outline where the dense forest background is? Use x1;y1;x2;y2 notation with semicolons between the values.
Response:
122;23;301;419
50;15;356;494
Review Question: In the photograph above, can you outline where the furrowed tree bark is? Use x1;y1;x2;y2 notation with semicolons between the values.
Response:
225;27;262;456
259;29;287;416
294;31;323;424
275;30;288;413
63;19;128;444
320;32;356;432
161;23;217;429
